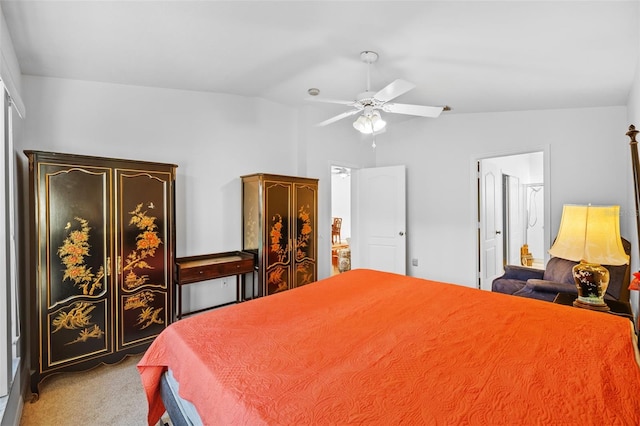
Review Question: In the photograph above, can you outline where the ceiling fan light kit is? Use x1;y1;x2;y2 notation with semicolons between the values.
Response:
308;50;448;146
353;109;386;134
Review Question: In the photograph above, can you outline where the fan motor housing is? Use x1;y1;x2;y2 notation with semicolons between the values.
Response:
360;51;379;64
356;91;384;109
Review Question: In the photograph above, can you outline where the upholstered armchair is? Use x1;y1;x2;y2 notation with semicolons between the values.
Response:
492;238;631;303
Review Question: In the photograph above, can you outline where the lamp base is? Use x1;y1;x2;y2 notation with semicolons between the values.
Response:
572;260;611;312
572;298;610;312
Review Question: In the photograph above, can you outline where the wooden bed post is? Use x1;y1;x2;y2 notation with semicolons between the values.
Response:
627;125;640;324
627;125;640;257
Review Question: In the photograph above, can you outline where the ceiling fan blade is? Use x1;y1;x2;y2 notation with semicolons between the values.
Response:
382;103;444;118
374;79;416;103
316;109;360;127
306;97;357;106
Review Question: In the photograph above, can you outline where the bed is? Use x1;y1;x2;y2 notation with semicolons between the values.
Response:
138;269;640;425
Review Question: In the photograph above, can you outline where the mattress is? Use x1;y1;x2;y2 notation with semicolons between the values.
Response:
159;369;202;426
138;269;640;425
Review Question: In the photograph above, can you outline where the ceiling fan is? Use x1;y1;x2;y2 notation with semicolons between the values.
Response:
307;51;450;137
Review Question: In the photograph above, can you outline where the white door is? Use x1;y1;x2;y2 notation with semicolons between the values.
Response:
351;165;406;274
504;174;523;265
479;160;503;291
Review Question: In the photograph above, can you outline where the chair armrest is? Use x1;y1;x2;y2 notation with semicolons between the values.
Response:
500;265;544;281
525;279;578;295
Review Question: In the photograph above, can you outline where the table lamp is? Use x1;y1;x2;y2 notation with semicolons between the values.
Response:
548;204;629;311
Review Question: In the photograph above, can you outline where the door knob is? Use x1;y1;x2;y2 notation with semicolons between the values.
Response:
496;230;502;235
399;231;404;236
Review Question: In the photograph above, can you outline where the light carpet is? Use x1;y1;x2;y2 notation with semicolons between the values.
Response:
20;354;170;426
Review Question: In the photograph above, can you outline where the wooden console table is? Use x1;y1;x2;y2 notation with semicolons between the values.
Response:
175;251;256;319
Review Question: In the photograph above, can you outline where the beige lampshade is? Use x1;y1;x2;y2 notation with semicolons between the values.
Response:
548;205;629;266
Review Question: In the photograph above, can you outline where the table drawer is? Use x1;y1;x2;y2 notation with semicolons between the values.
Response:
178;257;254;284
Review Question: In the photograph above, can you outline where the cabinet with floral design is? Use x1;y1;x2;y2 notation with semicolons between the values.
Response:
242;174;318;297
25;151;176;398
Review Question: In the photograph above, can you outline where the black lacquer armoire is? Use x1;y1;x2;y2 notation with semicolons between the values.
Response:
241;173;318;297
25;150;176;398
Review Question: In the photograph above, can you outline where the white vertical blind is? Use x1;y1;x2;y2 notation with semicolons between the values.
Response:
7;96;19;376
0;86;8;396
0;2;26;404
0;86;20;400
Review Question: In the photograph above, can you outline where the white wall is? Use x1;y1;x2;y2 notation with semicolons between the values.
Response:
19;76;633;292
20;76;301;255
375;107;629;287
18;76;378;306
19;76;304;308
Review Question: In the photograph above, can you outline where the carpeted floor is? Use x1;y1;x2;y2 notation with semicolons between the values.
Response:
20;354;169;425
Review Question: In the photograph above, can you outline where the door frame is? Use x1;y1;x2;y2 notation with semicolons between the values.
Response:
473;146;551;290
478;158;503;292
503;173;523;266
329;161;359;277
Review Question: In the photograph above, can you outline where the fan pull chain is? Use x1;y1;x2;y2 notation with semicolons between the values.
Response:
371;120;376;149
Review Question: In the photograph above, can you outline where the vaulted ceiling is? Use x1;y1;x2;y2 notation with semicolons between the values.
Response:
2;1;638;117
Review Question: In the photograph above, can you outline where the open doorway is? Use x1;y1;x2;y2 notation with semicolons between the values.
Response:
478;151;546;291
331;165;352;276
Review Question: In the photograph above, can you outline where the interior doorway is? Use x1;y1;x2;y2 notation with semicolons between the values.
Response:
478;151;546;291
331;165;352;276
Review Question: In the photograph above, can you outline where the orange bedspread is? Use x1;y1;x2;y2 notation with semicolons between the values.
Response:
138;269;640;425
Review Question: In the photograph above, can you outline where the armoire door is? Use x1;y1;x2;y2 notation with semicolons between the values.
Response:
115;168;174;350
264;180;292;296
35;161;112;373
293;182;317;287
